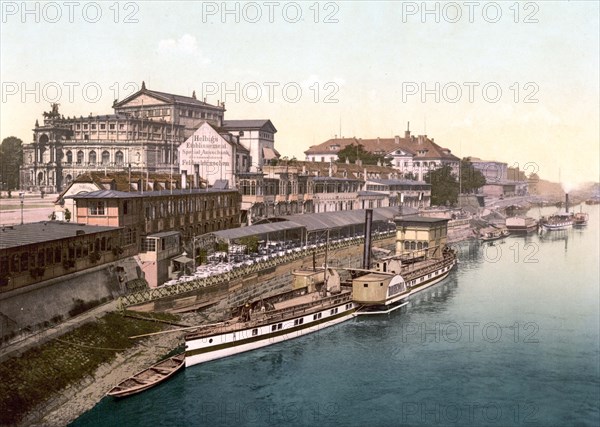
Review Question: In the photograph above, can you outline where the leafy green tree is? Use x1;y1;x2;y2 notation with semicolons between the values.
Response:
460;158;486;194
239;236;259;253
424;165;459;206
64;208;71;222
336;144;391;166
0;137;23;190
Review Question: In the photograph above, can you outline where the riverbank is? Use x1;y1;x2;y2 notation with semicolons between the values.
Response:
28;328;186;427
0;311;186;426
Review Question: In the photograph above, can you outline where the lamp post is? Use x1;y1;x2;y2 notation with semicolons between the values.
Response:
19;192;24;225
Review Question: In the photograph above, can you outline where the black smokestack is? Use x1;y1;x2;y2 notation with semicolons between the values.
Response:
363;209;373;269
565;193;569;213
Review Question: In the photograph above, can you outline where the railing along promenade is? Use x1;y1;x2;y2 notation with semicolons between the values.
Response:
120;232;396;308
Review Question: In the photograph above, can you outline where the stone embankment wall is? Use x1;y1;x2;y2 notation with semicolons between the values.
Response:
448;219;477;243
0;258;139;342
130;237;397;321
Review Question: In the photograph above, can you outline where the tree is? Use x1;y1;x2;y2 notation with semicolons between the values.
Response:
460;158;486;194
424;165;459;206
64;208;71;222
0;137;23;190
336;144;391;166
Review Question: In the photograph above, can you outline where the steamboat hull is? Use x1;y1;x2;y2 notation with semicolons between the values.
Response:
185;301;356;367
354;255;456;315
542;222;573;231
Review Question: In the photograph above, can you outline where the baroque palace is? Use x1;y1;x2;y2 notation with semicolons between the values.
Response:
20;82;277;193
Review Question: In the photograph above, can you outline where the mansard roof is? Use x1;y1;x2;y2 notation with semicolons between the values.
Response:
305;135;459;162
222;119;277;133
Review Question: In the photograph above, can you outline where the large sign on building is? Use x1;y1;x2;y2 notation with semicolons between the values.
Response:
178;122;235;186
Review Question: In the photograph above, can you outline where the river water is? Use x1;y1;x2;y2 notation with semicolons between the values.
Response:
72;205;599;427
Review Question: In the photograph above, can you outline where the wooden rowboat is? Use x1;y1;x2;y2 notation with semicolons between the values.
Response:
107;353;185;398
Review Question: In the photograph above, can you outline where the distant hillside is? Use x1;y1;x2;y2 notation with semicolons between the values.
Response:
530;178;599;203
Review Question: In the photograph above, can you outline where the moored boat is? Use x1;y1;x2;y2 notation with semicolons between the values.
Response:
539;213;573;231
184;272;357;367
479;226;510;241
573;211;589;227
506;216;538;234
540;193;574;231
351;247;457;315
107;353;185;398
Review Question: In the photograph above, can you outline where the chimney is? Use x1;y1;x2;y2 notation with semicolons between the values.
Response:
363;209;373;269
405;121;410;139
565;193;569;213
418;135;424;145
395;135;400;144
181;170;187;189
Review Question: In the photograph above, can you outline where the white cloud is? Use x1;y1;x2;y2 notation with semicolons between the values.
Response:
157;34;210;65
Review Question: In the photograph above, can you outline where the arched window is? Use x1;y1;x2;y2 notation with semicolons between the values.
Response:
410;241;416;250
101;151;110;165
89;151;97;164
77;151;84;164
417;242;423;250
404;241;410;250
66;151;73;163
115;151;124;165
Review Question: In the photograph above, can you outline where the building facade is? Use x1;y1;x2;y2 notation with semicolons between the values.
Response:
70;188;241;250
304;126;459;181
222;120;278;172
178;122;250;187
20;82;228;193
0;222;130;293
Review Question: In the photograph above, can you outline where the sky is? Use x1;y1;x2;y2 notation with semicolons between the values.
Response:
1;1;599;186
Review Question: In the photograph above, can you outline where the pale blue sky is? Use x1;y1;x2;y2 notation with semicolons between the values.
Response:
1;1;598;185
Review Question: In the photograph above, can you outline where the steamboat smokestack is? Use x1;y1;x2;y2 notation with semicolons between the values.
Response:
363;209;373;270
565;193;569;213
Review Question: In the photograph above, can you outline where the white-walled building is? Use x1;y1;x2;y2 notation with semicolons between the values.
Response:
178;122;250;187
304;127;459;181
222;120;278;172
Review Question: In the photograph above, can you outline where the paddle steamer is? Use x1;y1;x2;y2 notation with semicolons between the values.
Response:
184;268;357;367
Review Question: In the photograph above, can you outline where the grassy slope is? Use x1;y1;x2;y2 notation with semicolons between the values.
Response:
0;311;179;426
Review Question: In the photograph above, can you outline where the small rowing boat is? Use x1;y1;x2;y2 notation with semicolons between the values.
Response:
107;353;185;398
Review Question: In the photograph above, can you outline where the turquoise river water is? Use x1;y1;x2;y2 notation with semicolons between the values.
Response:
72;205;599;427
